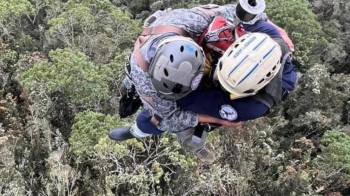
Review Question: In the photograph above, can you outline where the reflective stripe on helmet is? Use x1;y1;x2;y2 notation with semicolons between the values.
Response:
228;55;249;76
237;62;260;85
238;45;277;85
253;36;267;50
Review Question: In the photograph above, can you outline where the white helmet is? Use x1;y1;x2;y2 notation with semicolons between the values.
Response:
149;36;206;100
239;0;266;15
215;33;282;100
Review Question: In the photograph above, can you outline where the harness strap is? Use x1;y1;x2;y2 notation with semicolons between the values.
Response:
133;25;191;72
234;24;246;40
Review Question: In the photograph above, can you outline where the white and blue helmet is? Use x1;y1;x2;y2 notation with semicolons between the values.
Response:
215;33;282;100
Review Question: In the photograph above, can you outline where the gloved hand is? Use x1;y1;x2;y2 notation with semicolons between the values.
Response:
192;123;220;144
119;85;142;118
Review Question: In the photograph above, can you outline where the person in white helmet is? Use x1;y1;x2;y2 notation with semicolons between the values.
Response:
175;32;297;152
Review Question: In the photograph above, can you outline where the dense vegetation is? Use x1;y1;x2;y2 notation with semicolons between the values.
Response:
1;0;349;195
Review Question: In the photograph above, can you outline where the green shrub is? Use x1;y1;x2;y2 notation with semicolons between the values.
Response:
310;0;350;73
306;128;350;192
68;111;201;195
0;0;38;51
0;44;18;77
0;0;33;22
20;48;113;108
69;111;126;159
286;64;350;131
47;0;140;64
0;143;26;196
266;0;326;69
317;129;350;175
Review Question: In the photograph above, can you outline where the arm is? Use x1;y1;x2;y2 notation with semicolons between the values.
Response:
282;56;298;92
244;19;295;52
198;114;241;126
243;20;282;38
129;60;197;132
130;57;235;132
177;88;269;122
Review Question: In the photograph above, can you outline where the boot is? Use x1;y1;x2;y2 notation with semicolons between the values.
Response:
108;127;135;141
195;146;216;164
109;124;151;141
176;128;216;164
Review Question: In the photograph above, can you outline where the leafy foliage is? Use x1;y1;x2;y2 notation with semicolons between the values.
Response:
69;111;125;159
69;111;200;195
47;0;140;64
310;0;350;73
317;129;350;175
0;0;33;22
1;0;350;195
0;142;26;195
266;0;326;69
20;48;113;108
286;64;350;133
0;0;41;51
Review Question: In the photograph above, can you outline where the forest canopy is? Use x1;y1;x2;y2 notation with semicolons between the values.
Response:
1;0;350;195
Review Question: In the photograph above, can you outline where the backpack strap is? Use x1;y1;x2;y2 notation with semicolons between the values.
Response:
234;24;246;40
133;25;191;72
